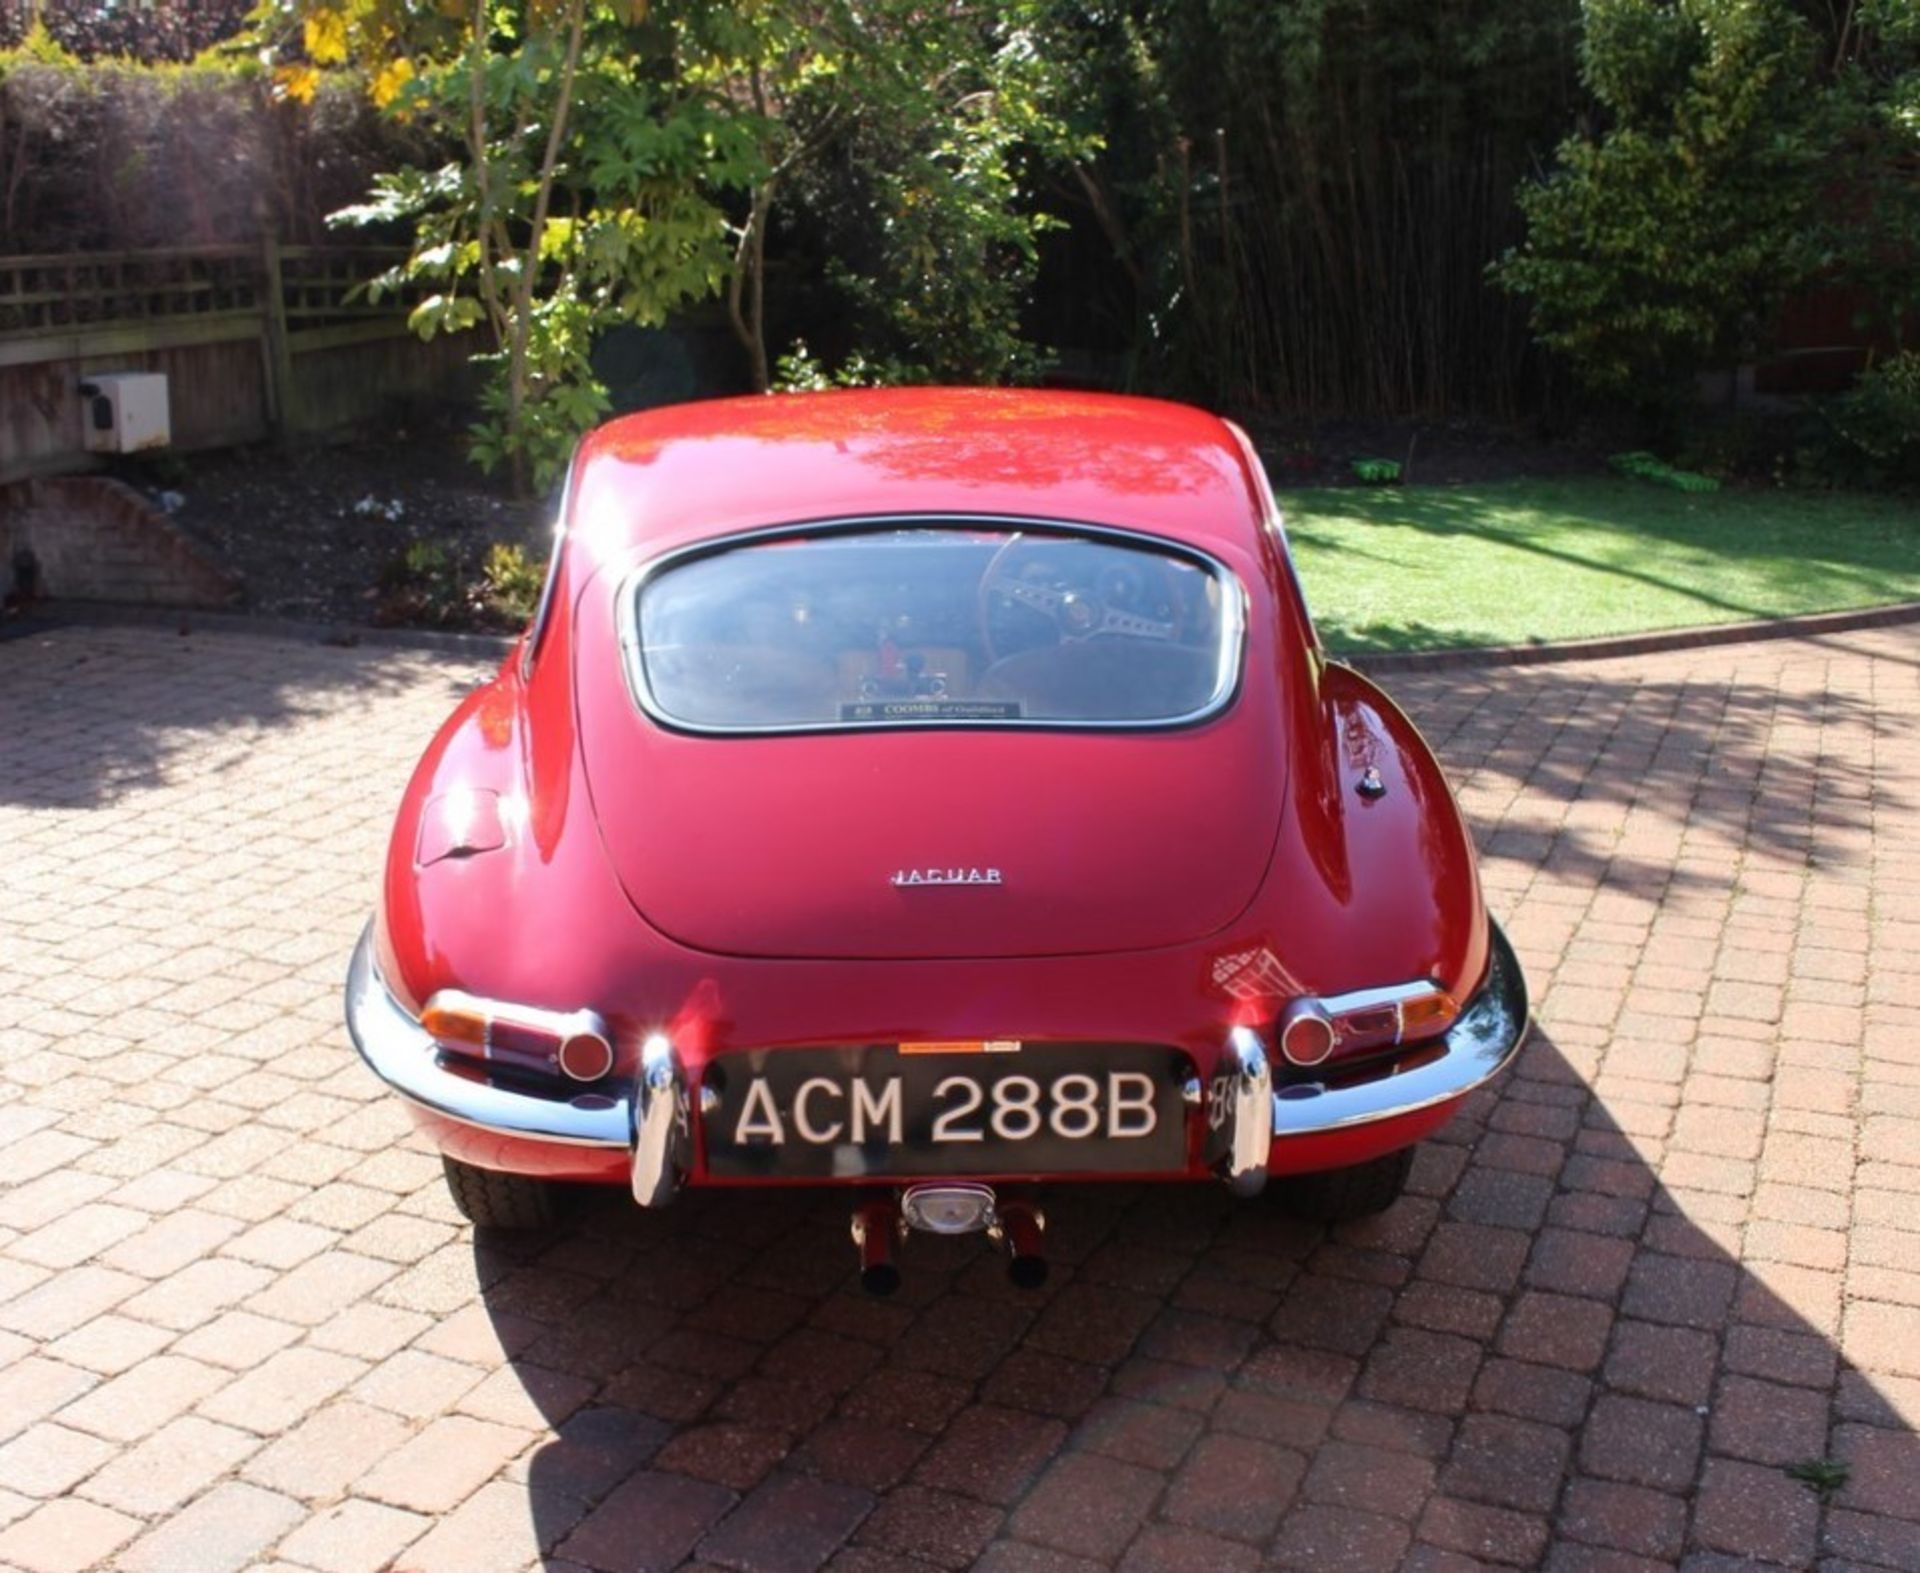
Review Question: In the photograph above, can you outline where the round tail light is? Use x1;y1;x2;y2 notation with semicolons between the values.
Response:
1279;1002;1337;1066
556;1030;615;1082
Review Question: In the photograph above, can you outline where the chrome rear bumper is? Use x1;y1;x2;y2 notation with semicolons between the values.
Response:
346;919;1525;1200
1269;919;1529;1136
343;928;687;1204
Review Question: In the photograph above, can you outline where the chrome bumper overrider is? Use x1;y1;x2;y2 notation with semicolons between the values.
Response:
346;919;1524;1203
343;928;687;1205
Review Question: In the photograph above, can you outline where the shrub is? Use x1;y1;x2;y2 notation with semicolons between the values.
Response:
482;542;546;624
1805;352;1920;486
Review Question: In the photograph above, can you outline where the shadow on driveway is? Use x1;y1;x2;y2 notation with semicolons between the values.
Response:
474;1021;1908;1571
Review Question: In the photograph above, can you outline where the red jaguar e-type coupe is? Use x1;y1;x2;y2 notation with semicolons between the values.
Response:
347;389;1526;1291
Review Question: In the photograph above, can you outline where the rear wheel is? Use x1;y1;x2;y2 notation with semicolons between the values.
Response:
1274;1145;1414;1223
441;1155;560;1230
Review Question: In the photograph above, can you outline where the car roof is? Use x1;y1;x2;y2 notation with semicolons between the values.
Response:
567;388;1270;565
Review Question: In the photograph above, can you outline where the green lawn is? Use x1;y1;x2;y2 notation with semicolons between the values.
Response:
1280;477;1920;654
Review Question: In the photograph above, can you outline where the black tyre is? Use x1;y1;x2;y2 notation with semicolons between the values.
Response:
1274;1145;1414;1223
441;1155;560;1230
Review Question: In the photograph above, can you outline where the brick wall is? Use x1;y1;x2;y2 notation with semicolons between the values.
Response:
0;475;242;608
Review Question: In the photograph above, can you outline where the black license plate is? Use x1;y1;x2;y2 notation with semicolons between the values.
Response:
702;1042;1192;1179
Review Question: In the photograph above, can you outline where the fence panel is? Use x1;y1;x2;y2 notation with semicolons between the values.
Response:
0;242;471;481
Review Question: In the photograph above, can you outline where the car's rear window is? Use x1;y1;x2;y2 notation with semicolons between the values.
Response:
626;525;1243;731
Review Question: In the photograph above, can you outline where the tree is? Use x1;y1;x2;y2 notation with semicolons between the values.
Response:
1495;0;1919;410
687;0;1088;392
254;0;1081;487
258;0;752;492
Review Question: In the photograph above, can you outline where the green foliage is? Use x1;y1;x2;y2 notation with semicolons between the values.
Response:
798;3;1084;387
0;37;401;252
1806;351;1920;486
1030;0;1584;416
0;3;251;63
1609;451;1721;492
482;541;546;622
374;535;543;628
1350;459;1402;485
772;341;918;391
1496;0;1823;405
1784;1459;1851;1502
268;0;1077;485
1497;0;1920;410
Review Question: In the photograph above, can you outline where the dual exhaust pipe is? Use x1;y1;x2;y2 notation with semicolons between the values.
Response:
852;1183;1047;1295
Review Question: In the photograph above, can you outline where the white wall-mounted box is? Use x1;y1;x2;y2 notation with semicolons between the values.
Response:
79;372;171;454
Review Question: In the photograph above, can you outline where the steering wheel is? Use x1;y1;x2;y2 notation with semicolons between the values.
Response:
977;537;1182;663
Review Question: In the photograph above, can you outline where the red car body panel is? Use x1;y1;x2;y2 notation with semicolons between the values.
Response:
367;389;1498;1190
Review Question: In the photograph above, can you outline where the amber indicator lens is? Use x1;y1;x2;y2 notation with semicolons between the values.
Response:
1398;991;1459;1039
420;1006;488;1047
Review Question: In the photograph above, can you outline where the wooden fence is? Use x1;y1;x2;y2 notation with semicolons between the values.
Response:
0;242;476;482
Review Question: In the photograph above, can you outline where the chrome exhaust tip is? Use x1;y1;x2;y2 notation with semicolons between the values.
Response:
996;1200;1048;1290
851;1199;901;1296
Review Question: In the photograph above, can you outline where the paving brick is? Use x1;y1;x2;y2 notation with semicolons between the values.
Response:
1619;1253;1737;1329
1471;1358;1593;1428
275;1498;431;1573
55;1353;226;1443
1160;1432;1304;1541
1440;1414;1570;1514
241;1400;415;1502
1117;1523;1259;1573
1416;1494;1550;1567
75;1414;259;1515
1706;1373;1831;1466
653;1421;791;1491
1271;1504;1413;1571
1834;1422;1920;1519
1524;1228;1637;1300
1822;1506;1920;1570
0;1424;115;1498
198;1344;367;1433
854;1484;1001;1569
1303;1438;1435;1522
558;1469;737;1573
1842;1297;1920;1379
1558;1478;1686;1560
0;1496;141;1573
355;1414;530;1515
1073;1397;1204;1470
1498;1291;1615;1373
914;1405;1066;1505
1691;1456;1819;1566
1601;1320;1719;1406
40;1313;171;1378
1007;1453;1163;1561
1579;1396;1702;1493
698;1472;874;1573
115;1480;303;1573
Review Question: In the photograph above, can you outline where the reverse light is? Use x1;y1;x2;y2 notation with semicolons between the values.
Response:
420;990;615;1083
1277;981;1459;1067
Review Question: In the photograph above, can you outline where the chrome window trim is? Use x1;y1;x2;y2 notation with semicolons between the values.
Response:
518;447;580;683
613;512;1250;737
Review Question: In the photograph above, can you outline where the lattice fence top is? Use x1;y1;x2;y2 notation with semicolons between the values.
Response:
0;244;409;340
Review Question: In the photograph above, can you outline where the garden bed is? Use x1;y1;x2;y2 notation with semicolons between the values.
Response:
148;423;543;631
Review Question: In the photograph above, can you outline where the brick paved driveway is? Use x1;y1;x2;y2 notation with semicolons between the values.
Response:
1;621;1917;1573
